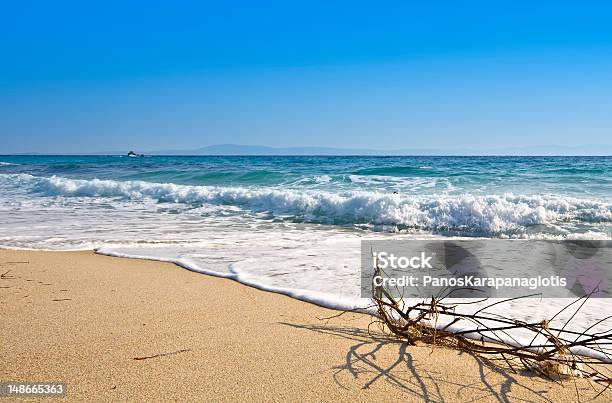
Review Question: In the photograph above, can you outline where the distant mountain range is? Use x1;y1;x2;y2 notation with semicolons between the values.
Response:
7;143;612;156
145;143;612;156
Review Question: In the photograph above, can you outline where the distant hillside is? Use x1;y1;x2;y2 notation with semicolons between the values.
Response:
147;143;612;156
149;144;380;156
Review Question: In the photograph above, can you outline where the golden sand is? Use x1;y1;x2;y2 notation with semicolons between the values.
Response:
0;250;606;401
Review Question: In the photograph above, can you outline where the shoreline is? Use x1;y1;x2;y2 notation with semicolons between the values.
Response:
1;249;607;401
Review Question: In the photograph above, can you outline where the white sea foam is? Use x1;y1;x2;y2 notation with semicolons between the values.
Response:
314;174;332;183
3;173;610;237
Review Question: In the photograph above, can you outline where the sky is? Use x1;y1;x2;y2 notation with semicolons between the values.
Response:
1;1;612;154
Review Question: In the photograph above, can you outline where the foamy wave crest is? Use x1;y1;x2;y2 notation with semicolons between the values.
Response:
5;174;612;235
0;161;18;166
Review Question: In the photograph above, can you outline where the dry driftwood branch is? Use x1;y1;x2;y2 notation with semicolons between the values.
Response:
369;266;612;397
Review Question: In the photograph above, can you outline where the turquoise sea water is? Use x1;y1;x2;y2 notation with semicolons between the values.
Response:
0;155;610;240
1;155;610;195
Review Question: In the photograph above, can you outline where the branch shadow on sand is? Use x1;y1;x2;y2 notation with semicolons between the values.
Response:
279;321;578;403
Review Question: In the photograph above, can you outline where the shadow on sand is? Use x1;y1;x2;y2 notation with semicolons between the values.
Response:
279;321;579;403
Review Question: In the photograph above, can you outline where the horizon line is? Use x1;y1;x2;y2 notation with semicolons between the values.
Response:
2;153;611;157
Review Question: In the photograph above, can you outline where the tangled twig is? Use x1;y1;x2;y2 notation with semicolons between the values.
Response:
369;266;612;397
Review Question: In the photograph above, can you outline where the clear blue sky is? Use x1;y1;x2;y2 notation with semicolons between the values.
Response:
1;1;612;153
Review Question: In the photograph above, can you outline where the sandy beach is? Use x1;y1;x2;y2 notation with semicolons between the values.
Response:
3;1;612;400
0;249;607;401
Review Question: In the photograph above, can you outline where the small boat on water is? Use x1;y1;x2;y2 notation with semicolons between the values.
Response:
127;151;144;157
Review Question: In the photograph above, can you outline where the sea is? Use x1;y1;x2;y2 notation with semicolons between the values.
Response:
1;155;610;356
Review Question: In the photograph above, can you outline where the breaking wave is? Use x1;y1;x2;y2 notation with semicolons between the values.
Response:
3;173;610;237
